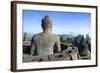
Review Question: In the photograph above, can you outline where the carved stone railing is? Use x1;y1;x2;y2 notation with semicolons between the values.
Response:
23;42;80;62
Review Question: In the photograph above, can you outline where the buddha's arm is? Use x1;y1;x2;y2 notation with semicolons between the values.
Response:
56;37;61;52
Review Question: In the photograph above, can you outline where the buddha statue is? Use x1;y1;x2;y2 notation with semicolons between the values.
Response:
30;15;61;56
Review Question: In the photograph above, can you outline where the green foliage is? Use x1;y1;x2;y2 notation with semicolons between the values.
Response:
59;35;73;43
60;36;67;43
59;34;91;44
72;35;85;46
66;37;73;43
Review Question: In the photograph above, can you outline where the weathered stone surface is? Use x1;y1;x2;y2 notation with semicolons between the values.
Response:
80;55;91;60
60;42;72;51
23;54;49;62
41;15;53;30
48;52;70;61
62;47;80;60
30;15;61;56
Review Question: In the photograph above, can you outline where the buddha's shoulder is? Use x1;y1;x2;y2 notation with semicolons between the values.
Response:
32;33;42;39
50;33;58;37
32;32;59;39
49;33;60;39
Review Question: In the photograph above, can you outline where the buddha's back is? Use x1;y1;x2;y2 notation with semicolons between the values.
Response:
30;15;61;56
33;31;60;55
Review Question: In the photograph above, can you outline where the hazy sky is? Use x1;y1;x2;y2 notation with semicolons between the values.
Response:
23;10;91;35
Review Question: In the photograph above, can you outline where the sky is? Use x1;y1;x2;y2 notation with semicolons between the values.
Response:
23;10;91;35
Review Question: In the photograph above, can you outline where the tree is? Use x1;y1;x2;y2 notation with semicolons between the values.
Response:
72;35;84;46
66;37;73;43
60;36;67;43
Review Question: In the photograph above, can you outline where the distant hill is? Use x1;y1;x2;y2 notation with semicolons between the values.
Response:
58;34;75;39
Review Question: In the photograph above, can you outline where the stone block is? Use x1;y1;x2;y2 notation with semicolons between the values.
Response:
48;52;70;61
23;54;49;62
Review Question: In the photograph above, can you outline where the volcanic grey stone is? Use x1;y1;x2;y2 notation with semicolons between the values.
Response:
80;55;91;60
48;52;70;61
62;47;80;60
30;16;61;56
23;54;49;62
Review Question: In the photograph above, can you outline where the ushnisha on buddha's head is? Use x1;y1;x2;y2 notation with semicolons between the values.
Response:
41;15;53;32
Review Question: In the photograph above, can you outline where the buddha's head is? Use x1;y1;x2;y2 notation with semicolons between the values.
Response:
41;15;53;32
